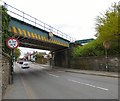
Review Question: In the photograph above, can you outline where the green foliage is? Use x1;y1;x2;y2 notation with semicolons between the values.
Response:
95;2;120;55
14;48;21;61
35;53;43;58
72;39;104;57
35;52;47;64
72;2;120;58
95;3;119;42
1;6;21;60
35;52;46;58
2;6;11;55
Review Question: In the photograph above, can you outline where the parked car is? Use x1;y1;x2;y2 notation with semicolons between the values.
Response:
21;62;30;69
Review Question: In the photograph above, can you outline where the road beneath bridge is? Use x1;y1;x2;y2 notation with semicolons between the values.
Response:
3;62;118;99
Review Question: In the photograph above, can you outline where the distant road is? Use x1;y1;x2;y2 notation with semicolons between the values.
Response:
4;62;118;99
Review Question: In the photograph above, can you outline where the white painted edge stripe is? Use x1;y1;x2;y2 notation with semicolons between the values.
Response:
48;73;59;78
68;79;109;91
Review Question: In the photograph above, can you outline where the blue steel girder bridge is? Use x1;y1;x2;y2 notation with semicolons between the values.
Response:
1;1;95;68
3;2;75;51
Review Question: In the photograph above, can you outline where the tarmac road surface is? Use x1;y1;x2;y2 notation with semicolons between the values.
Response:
3;62;118;99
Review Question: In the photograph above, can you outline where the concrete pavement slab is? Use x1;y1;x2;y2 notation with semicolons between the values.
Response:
3;70;29;99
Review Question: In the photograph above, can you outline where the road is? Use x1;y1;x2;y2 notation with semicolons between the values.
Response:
4;62;118;99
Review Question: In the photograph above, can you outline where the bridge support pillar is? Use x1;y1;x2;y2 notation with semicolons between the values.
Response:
53;43;76;68
54;47;71;68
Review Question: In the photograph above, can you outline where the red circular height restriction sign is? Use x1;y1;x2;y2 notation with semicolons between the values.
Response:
6;38;19;49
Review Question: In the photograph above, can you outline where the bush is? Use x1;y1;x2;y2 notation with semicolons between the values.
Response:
72;39;105;57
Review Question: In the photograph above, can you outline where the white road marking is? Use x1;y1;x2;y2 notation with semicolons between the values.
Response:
48;73;59;78
68;79;109;91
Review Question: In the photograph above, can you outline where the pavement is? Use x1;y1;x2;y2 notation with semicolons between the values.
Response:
65;69;119;78
40;64;119;78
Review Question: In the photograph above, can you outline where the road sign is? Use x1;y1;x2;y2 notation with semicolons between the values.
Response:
103;41;110;49
6;38;19;49
49;32;54;39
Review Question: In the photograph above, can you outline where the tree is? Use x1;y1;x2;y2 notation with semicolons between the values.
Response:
72;39;104;57
95;2;120;55
72;2;120;57
95;3;119;42
14;48;21;61
35;52;47;64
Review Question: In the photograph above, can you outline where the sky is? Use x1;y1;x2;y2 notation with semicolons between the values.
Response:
2;0;119;57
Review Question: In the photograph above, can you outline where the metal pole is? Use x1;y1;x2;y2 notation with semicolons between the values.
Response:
9;49;13;84
105;48;109;71
13;49;15;72
23;12;24;22
35;18;36;26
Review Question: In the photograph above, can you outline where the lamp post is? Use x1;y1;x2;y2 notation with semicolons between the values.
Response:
103;41;110;71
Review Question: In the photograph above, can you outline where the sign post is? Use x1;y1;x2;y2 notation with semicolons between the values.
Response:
6;38;19;84
103;41;110;71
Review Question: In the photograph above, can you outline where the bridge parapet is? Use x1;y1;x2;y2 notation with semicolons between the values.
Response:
1;1;75;42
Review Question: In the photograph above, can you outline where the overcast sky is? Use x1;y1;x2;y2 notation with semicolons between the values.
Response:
2;0;119;57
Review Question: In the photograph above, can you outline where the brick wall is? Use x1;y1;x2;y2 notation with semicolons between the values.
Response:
0;58;2;101
1;55;10;99
54;48;69;68
71;56;119;72
0;4;2;101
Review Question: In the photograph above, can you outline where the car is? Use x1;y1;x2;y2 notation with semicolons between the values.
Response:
21;62;30;69
17;60;24;64
19;61;23;64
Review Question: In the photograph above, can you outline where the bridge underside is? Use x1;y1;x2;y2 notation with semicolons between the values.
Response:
17;36;67;51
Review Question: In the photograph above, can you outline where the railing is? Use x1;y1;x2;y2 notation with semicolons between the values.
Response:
0;1;76;42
